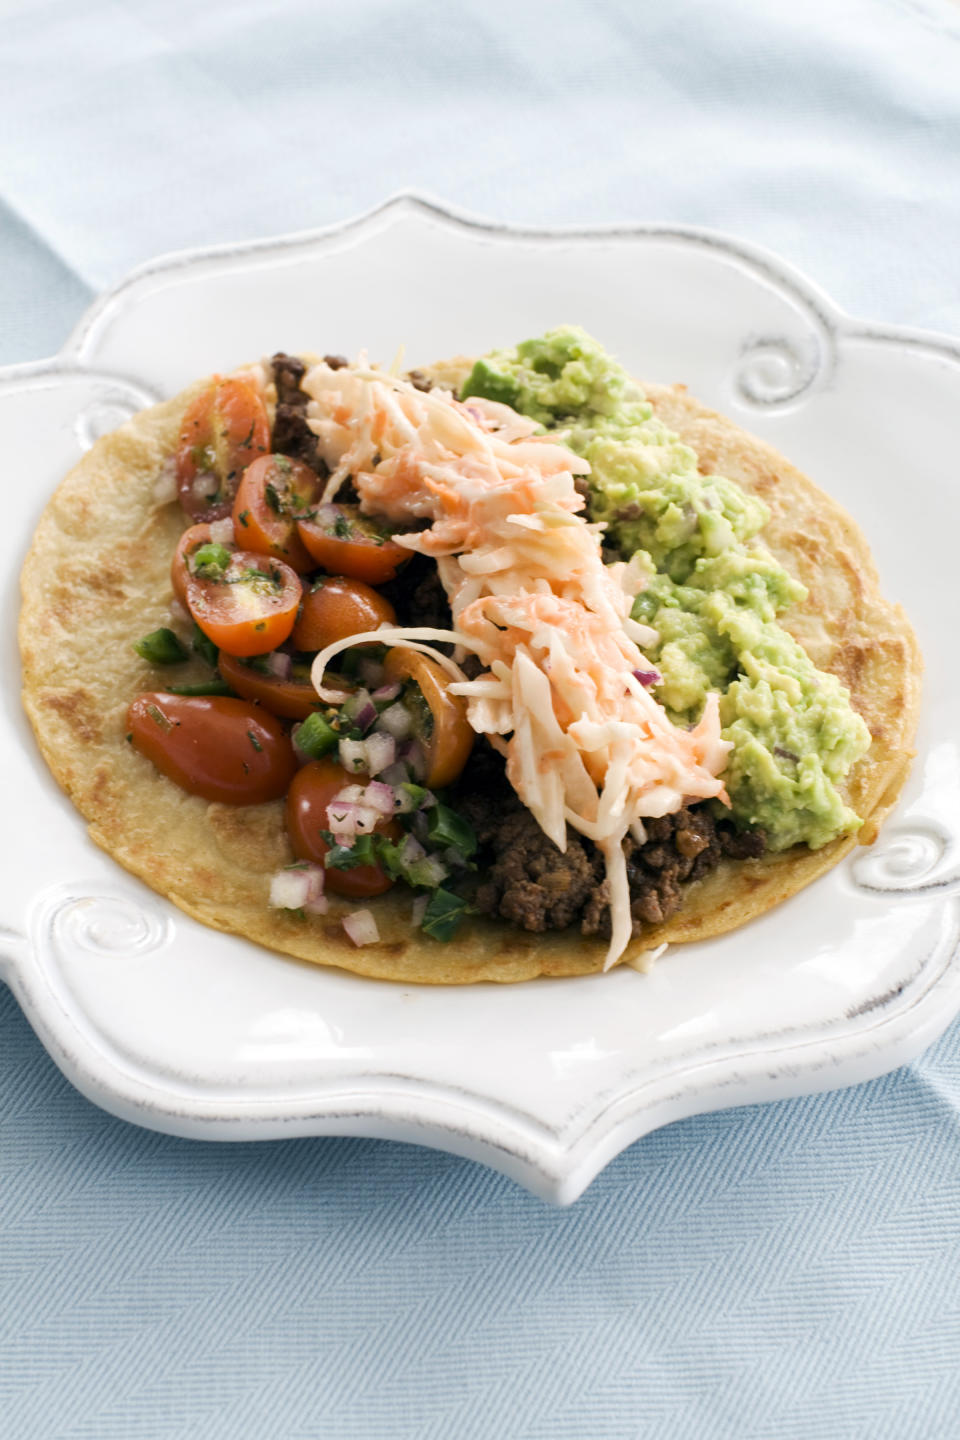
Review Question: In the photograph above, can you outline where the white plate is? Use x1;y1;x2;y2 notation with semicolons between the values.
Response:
3;195;959;1204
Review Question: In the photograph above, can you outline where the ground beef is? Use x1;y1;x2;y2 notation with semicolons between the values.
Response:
459;743;766;938
474;810;603;932
378;552;453;631
270;351;328;475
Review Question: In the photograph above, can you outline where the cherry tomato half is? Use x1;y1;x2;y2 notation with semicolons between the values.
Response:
232;454;320;573
128;693;296;805
382;647;474;789
218;652;327;721
297;504;409;585
286;758;400;897
185;550;302;658
171;523;236;608
176;377;270;522
291;576;396;653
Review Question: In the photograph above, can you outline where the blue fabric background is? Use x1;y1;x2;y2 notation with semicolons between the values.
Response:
3;2;960;1435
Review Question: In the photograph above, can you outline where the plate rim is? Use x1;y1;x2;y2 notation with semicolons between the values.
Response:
3;190;959;1204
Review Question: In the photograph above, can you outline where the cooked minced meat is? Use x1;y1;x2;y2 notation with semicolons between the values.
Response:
456;741;766;939
378;552;452;631
270;351;327;474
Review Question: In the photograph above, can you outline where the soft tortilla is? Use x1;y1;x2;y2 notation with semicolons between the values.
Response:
19;365;921;983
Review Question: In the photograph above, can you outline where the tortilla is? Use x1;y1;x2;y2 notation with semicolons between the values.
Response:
18;362;921;983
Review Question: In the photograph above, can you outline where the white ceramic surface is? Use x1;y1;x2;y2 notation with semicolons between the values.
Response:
3;195;958;1204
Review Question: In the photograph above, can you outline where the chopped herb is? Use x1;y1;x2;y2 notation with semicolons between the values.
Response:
125;732;133;744
146;703;173;732
237;509;250;527
247;730;263;753
427;804;477;857
295;712;339;759
191;542;231;578
405;681;435;739
239;418;256;448
273;455;293;476
421;888;471;942
254;621;266;631
264;481;284;513
167;680;235;697
192;623;219;668
310;576;327;593
133;627;188;665
333;513;352;540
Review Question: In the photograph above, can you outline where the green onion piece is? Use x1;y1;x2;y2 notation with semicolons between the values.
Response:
133;627;189;665
295;712;340;759
427;804;478;858
166;680;235;697
421;888;471;942
191;542;232;578
322;833;378;871
192;623;219;668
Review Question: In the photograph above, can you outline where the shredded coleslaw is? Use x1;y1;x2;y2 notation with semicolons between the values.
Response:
303;360;730;968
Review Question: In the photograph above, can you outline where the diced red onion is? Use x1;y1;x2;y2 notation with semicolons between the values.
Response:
378;761;410;788
332;784;367;805
399;833;427;865
304;894;329;916
399;738;427;781
411;895;429;928
633;668;661;688
313;503;340;529
343;688;377;733
268;864;325;910
265;650;292;680
372;682;402;703
325;800;380;836
377;703;413;740
209;517;235;546
363;732;396;776
169;598;190;625
342;909;380;947
338;738;369;773
191;472;219;501
363;780;397;815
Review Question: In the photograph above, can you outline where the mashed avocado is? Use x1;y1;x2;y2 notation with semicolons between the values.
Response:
462;327;872;852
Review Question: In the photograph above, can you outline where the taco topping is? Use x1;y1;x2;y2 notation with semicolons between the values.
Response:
112;333;883;972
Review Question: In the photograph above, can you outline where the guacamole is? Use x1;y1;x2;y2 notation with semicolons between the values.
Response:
462;327;872;852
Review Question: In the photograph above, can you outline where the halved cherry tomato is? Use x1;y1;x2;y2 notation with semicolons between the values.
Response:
177;377;270;522
185;550;302;658
128;693;296;804
292;576;396;652
297;504;409;585
218;652;327;721
232;455;319;573
171;523;234;608
286;758;401;897
382;647;474;788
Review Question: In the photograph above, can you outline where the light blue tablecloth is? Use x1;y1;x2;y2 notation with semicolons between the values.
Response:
3;2;960;1435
